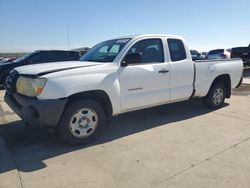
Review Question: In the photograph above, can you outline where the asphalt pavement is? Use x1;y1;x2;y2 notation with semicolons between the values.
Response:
0;70;250;188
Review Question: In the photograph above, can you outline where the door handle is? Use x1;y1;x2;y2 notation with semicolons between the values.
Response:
158;69;169;74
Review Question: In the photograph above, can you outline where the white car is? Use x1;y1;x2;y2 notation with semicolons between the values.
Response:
4;34;243;145
207;49;231;59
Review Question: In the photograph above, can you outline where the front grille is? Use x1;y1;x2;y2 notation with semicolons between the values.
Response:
4;70;19;94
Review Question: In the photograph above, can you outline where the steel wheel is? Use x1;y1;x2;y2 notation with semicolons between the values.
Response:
203;82;226;109
212;88;224;106
69;108;98;138
59;100;106;145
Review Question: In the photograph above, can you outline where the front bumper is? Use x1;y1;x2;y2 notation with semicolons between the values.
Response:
4;93;67;127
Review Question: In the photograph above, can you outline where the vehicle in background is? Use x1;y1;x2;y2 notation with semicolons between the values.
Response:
73;47;90;56
0;59;9;63
4;34;243;145
0;50;80;85
207;49;231;60
0;57;16;64
0;59;10;64
201;52;208;56
231;44;250;67
190;50;206;60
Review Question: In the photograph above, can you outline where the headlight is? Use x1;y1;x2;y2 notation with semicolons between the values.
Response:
16;76;47;97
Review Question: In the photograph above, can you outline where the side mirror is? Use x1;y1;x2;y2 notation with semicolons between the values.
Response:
122;53;142;67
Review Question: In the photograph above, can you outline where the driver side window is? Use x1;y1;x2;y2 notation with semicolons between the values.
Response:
127;39;164;64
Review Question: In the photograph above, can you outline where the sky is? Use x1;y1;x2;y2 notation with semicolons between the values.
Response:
0;0;249;52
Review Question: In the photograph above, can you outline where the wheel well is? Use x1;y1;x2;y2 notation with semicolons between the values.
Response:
211;74;231;98
65;90;113;116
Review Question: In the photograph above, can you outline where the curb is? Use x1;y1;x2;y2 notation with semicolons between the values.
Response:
0;136;22;188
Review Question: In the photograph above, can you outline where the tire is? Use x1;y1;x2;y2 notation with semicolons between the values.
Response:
59;100;106;145
203;82;226;109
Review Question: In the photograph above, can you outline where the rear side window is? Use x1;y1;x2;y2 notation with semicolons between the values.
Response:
71;52;80;60
59;52;79;61
27;53;41;63
47;51;67;62
47;52;60;62
168;39;187;61
59;52;68;60
60;52;72;60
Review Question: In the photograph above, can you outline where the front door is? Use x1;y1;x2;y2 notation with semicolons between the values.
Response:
119;38;170;112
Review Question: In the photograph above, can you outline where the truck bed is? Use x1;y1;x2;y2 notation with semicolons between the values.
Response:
194;58;243;98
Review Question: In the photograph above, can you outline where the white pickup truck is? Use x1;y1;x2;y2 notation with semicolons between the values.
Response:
4;34;243;145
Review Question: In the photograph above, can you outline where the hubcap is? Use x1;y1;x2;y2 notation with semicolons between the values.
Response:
69;108;98;138
212;88;224;106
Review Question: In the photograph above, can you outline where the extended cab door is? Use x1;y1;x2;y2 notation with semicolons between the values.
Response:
119;38;170;112
167;38;194;102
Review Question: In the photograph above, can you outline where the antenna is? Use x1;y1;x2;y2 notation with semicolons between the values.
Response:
67;24;70;50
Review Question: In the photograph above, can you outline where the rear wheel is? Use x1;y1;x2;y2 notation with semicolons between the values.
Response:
203;82;226;109
59;100;106;145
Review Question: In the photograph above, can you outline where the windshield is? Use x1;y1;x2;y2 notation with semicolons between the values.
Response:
13;52;34;63
80;38;131;62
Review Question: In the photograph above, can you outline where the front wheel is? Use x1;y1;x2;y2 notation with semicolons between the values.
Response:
203;82;226;109
59;100;106;145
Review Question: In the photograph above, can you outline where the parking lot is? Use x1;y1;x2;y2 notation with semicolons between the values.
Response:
0;69;250;188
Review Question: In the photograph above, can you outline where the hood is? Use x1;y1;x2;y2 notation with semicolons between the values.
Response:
15;61;103;76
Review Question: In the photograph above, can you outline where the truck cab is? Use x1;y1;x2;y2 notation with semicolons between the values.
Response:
116;36;195;111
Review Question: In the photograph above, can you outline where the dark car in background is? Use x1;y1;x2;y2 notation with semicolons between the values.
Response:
231;44;250;67
0;50;80;85
190;50;206;60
